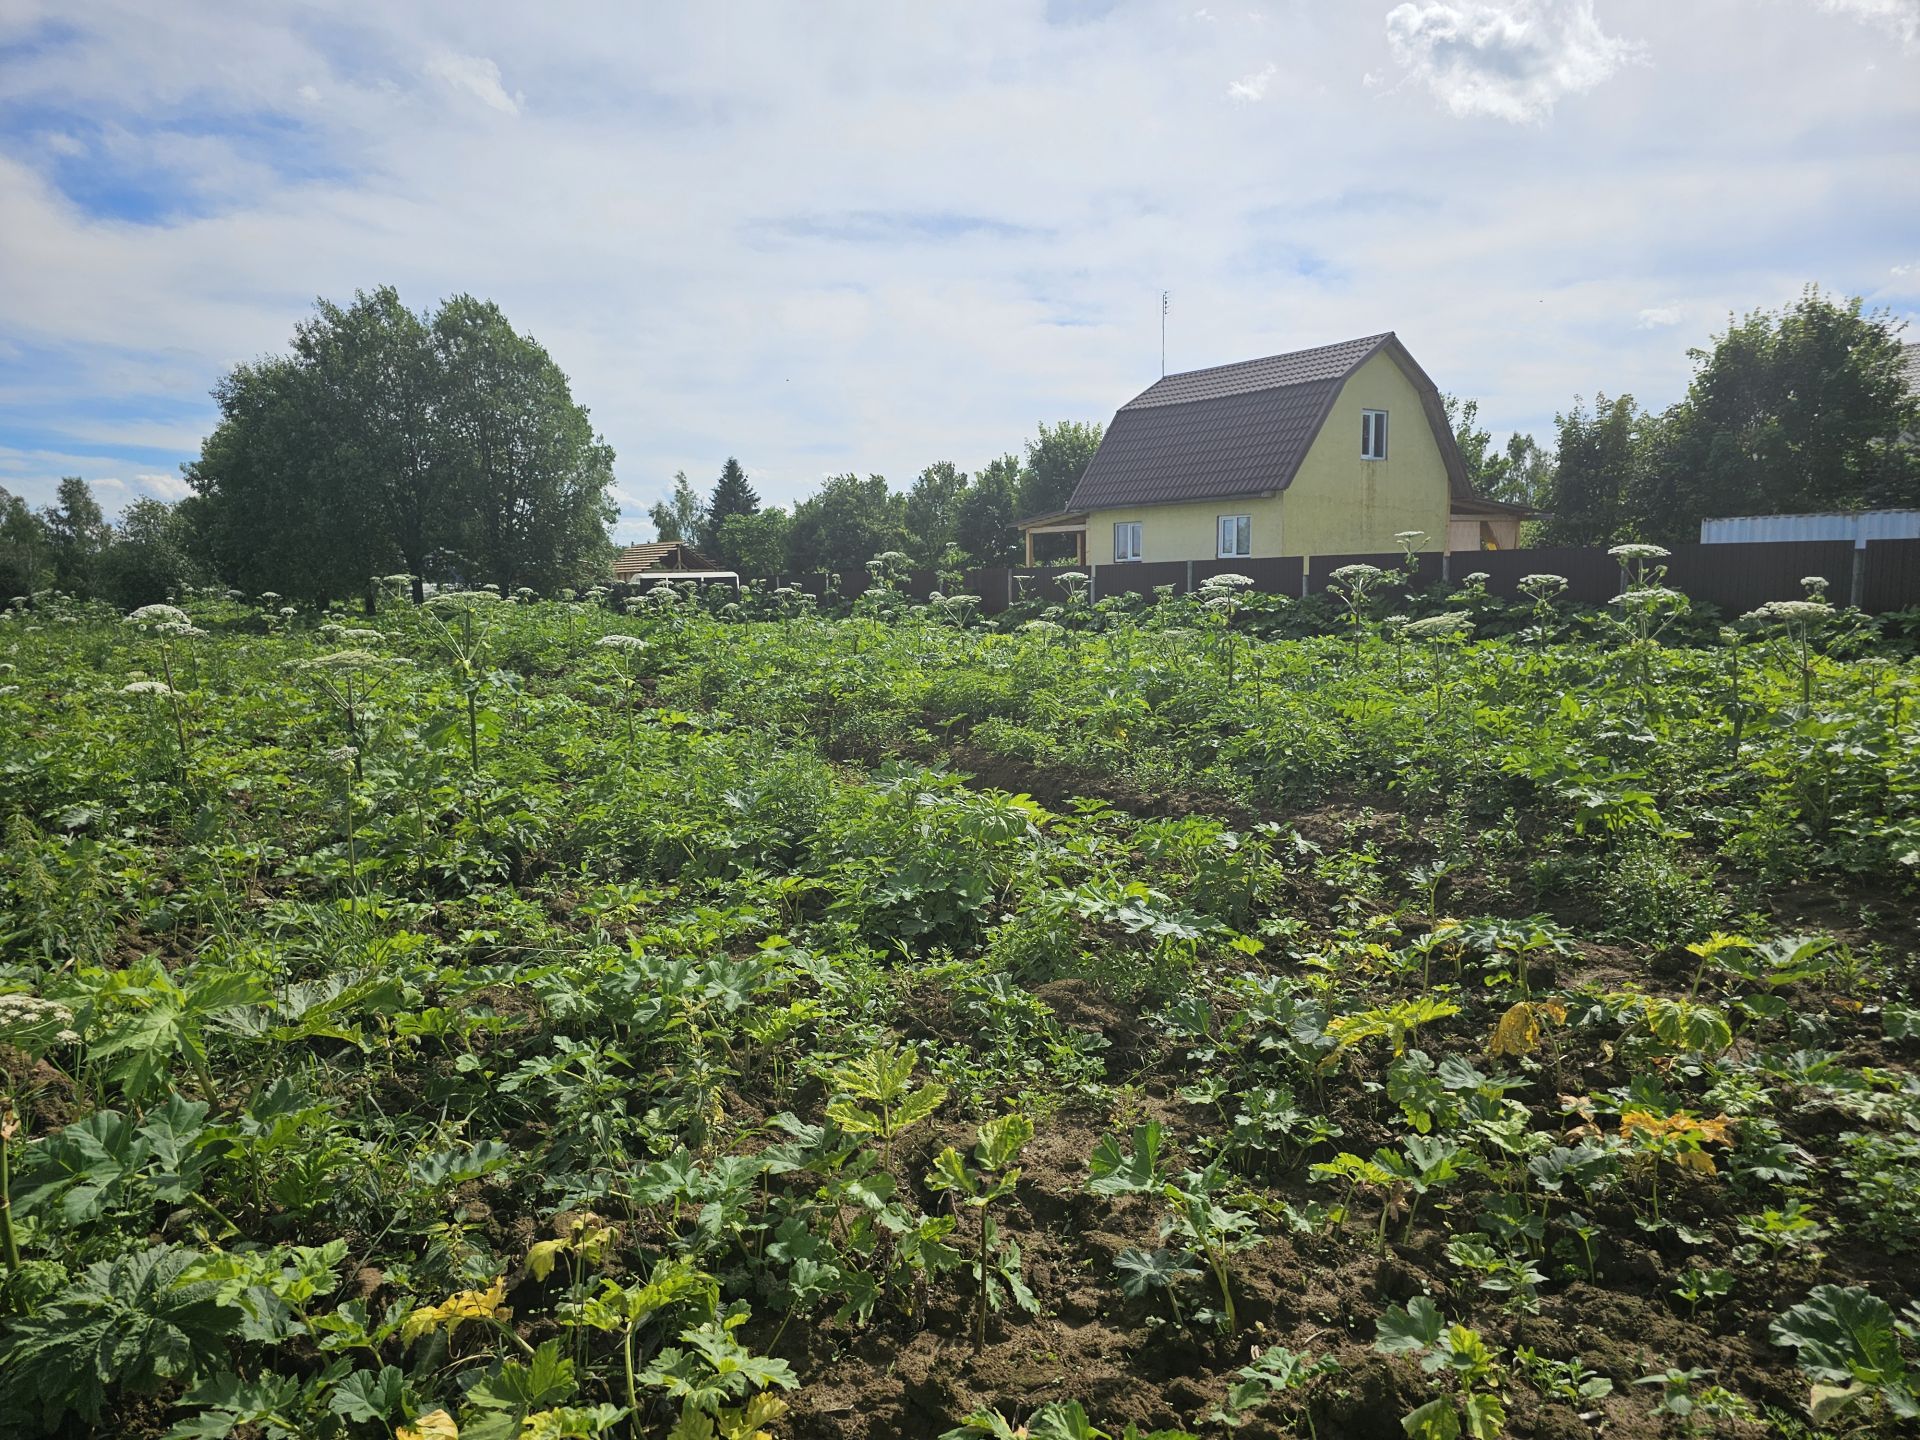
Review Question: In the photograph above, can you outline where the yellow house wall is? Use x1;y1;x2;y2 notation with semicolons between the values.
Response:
1082;349;1453;562
1276;350;1450;556
1088;493;1289;564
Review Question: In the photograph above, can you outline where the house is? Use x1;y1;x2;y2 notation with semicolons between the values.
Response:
611;541;724;583
1017;332;1530;567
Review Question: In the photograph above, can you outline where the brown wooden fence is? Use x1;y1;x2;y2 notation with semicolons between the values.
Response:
741;539;1920;617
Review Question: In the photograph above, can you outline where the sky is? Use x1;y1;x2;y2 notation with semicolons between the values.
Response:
1;1;1917;542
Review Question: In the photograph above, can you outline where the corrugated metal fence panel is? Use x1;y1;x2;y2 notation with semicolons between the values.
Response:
1094;560;1189;600
1854;511;1920;544
1700;510;1920;546
1661;541;1854;616
1194;556;1303;595
1470;547;1621;604
1305;552;1444;594
1862;539;1920;613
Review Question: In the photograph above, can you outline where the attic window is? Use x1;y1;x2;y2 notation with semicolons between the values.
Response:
1362;409;1388;460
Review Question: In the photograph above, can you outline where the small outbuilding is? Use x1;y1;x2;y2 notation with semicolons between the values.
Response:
611;541;721;583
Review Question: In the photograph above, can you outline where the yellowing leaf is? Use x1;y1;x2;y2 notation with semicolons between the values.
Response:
397;1409;459;1440
741;1393;789;1428
1489;1002;1542;1057
1619;1110;1733;1172
401;1277;508;1346
527;1239;567;1282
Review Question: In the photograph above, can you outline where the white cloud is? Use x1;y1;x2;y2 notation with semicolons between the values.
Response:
1636;305;1685;329
43;131;87;157
1227;62;1277;101
0;3;1915;539
296;83;321;104
1384;0;1641;122
1820;0;1920;47
135;471;192;498
424;51;521;115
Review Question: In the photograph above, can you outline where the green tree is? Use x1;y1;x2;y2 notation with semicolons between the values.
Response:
954;455;1022;566
1540;394;1656;545
40;477;111;595
903;461;969;565
649;470;707;547
1443;393;1555;509
786;473;908;574
709;507;792;575
98;497;201;609
432;294;616;593
1498;432;1556;510
1443;394;1513;498
294;287;448;604
0;485;52;597
187;288;617;603
1664;287;1919;537
707;457;759;535
187;356;378;603
1016;420;1103;518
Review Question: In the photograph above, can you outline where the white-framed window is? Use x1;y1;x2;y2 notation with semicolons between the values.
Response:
1113;521;1142;562
1217;514;1251;558
1361;409;1389;460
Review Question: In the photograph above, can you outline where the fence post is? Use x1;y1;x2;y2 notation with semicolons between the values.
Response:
1849;547;1865;609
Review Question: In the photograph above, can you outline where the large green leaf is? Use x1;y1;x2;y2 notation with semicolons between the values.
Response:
1770;1285;1906;1385
1087;1122;1164;1196
1374;1296;1444;1355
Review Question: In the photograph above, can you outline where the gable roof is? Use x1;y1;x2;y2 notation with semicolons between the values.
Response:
1066;331;1473;512
612;541;717;577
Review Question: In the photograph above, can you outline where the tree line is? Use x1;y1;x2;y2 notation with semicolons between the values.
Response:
1448;287;1919;544
2;287;621;608
646;421;1103;576
0;477;204;608
5;283;1912;607
665;286;1916;578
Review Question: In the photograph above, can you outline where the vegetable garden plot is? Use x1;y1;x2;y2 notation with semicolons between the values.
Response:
0;585;1915;1440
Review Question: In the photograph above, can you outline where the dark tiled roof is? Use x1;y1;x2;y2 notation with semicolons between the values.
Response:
1066;331;1470;511
1122;333;1392;409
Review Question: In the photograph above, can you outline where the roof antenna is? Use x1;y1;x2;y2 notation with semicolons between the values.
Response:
1160;290;1169;377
